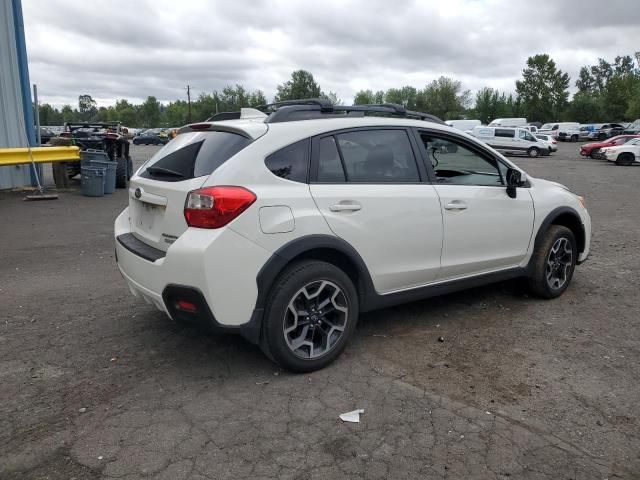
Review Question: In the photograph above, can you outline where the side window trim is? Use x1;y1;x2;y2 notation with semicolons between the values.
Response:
412;127;509;187
310;126;426;184
332;134;351;182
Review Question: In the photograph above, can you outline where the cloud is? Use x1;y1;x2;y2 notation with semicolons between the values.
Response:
21;0;640;107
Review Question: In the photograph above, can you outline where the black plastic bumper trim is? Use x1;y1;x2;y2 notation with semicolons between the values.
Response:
117;233;166;262
162;285;262;345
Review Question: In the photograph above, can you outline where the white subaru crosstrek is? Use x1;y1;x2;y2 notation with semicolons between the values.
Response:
115;100;591;372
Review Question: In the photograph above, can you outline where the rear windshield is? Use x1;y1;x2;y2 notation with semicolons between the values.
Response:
139;131;251;182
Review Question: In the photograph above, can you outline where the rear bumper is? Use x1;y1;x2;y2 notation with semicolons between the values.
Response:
114;207;272;342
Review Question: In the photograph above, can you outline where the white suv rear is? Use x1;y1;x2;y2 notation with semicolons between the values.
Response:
115;100;591;372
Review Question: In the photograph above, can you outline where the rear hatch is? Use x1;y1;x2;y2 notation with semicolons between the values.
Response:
127;128;258;251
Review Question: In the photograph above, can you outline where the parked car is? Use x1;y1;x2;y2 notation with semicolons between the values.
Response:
623;119;640;135
471;126;552;157
445;119;481;132
522;125;539;134
114;100;590;371
132;132;168;145
579;124;601;140
535;133;558;152
587;123;626;140
601;137;640;166
557;127;582;142
579;135;640;159
538;122;580;140
488;118;527;127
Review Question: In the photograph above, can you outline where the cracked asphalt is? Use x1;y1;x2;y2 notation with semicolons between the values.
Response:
1;142;639;479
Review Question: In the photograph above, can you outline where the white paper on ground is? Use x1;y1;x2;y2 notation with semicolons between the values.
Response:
339;409;364;423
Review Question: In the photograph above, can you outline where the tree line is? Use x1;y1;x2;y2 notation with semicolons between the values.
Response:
38;52;640;128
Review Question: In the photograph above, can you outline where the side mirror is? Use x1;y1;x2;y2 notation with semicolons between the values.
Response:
506;168;522;198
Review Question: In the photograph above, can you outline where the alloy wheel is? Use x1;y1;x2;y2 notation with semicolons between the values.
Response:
283;280;348;359
546;237;573;290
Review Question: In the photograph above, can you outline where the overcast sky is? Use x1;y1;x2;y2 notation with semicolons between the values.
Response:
22;0;639;108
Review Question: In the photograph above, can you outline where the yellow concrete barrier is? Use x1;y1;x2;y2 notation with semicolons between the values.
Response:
0;146;80;166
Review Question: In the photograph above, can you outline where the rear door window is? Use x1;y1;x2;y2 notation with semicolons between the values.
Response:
140;131;251;182
335;130;420;183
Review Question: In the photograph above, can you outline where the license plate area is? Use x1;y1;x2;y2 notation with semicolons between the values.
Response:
136;201;163;231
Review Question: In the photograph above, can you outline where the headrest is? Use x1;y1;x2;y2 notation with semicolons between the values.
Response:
364;144;394;173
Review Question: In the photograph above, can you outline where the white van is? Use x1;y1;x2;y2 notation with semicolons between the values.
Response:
445;119;482;132
488;118;528;127
538;122;580;139
471;126;552;157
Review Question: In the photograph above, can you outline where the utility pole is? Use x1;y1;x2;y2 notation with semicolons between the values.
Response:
33;84;41;146
186;85;192;123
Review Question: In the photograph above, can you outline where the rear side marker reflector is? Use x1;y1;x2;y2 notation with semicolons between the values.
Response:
175;300;197;312
184;186;256;229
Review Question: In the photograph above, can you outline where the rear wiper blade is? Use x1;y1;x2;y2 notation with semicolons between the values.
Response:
146;166;184;177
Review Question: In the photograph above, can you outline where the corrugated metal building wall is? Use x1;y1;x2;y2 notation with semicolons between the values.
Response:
0;0;34;189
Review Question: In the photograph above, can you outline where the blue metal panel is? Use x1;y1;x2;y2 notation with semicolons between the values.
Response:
0;0;39;188
12;0;41;185
12;0;33;146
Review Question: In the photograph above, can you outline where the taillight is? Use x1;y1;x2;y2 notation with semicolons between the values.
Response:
184;186;256;229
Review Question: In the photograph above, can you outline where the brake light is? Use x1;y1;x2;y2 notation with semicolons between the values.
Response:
184;186;256;229
188;123;211;131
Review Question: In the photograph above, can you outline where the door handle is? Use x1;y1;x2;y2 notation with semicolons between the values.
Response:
330;203;362;212
444;201;467;211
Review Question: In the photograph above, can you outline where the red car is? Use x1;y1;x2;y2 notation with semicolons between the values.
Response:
580;135;640;159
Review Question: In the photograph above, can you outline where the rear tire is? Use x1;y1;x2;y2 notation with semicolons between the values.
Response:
527;147;540;158
571;135;579;142
616;153;634;166
115;156;128;188
527;225;577;299
261;261;359;372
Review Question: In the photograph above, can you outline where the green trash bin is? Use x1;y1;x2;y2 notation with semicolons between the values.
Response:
81;166;106;197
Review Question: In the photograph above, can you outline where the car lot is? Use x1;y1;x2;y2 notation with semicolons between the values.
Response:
1;141;639;479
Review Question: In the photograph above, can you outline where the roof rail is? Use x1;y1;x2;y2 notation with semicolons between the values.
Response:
257;99;445;125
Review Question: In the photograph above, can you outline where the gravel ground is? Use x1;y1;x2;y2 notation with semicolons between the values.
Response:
1;141;639;479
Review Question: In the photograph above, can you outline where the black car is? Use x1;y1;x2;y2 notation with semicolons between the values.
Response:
132;132;167;145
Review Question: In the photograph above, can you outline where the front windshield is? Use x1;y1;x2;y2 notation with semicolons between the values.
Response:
541;123;554;130
628;120;640;130
628;138;640;146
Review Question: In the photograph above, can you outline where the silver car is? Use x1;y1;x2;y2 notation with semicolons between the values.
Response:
535;134;558;152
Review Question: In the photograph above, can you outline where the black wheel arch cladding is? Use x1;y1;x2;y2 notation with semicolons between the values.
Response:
533;206;585;256
254;235;376;313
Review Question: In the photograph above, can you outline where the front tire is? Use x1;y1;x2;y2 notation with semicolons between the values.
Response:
527;147;540;158
261;261;359;372
589;149;599;159
528;225;577;299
